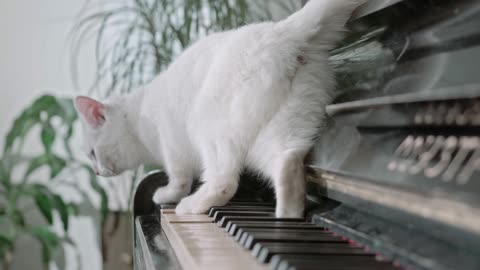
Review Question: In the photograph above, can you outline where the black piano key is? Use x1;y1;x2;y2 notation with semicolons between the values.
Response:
252;242;266;259
270;254;396;270
235;228;249;241
229;222;324;237
219;216;304;228
208;206;274;217
212;211;273;222
229;222;319;236
242;230;345;250
253;242;367;263
236;227;326;238
235;226;324;242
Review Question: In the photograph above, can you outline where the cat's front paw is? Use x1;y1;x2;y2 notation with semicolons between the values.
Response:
152;185;188;205
175;196;193;214
152;188;171;204
175;196;210;215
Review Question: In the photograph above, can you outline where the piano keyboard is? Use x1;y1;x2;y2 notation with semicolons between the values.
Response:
160;202;399;270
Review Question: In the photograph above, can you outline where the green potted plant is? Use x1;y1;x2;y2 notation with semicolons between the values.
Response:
0;95;109;270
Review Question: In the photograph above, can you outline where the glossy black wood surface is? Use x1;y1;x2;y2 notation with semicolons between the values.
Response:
307;1;480;269
312;0;480;218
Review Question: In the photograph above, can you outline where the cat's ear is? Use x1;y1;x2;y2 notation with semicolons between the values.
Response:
74;96;106;128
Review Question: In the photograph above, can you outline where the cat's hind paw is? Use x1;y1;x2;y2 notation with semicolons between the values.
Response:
275;206;304;218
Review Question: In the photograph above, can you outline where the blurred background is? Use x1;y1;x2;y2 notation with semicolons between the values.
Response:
0;1;300;269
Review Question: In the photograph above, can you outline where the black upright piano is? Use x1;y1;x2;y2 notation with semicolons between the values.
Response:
132;1;480;269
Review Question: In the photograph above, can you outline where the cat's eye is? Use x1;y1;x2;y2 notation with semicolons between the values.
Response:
90;149;96;159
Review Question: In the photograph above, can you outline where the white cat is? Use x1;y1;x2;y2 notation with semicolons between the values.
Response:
74;0;364;218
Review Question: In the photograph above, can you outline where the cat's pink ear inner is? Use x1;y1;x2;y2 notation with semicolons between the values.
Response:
74;96;106;128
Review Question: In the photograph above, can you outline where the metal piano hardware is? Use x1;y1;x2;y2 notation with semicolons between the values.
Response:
133;0;480;269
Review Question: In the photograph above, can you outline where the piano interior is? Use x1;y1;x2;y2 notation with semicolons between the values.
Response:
133;0;480;269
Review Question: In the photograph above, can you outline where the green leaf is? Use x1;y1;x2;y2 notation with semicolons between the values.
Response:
24;155;49;179
34;95;57;110
0;158;8;183
11;210;25;227
3;95;57;154
57;98;78;124
41;122;56;153
33;227;59;248
3;95;76;155
66;203;80;216
4;115;37;154
24;154;66;180
57;98;78;158
0;235;13;258
49;155;66;179
0;206;4;224
29;227;59;265
0;235;13;247
52;194;69;231
32;189;53;225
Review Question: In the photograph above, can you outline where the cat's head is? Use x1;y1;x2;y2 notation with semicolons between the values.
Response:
74;96;141;177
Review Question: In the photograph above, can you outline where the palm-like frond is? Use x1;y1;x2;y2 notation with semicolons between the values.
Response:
70;0;265;98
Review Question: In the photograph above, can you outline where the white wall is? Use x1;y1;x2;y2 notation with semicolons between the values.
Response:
0;1;102;270
0;0;96;141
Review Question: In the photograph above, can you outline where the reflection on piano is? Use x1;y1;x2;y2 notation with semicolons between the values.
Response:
133;1;480;269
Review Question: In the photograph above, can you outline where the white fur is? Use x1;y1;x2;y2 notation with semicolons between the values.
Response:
76;0;365;217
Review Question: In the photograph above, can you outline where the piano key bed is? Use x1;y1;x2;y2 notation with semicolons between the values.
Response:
158;202;398;270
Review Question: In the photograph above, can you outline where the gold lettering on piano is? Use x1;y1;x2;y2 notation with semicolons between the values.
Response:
388;135;414;171
409;136;444;175
442;137;478;182
389;135;480;185
398;136;425;173
424;136;457;178
457;148;480;185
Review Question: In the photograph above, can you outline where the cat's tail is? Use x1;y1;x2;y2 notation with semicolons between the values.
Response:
274;0;365;49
